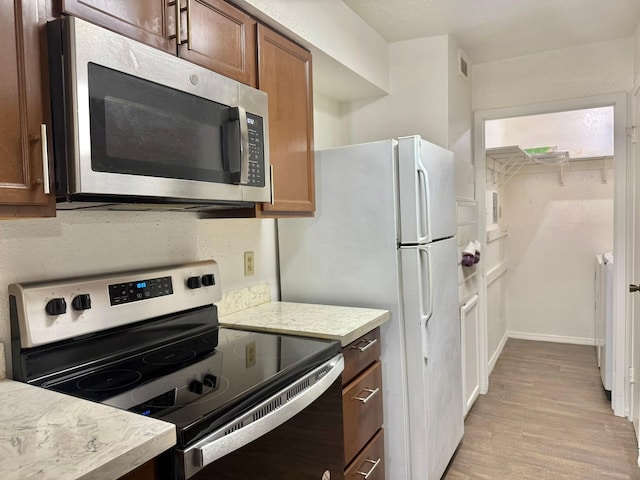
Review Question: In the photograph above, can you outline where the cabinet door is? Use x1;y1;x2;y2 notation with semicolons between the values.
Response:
117;459;156;480
342;361;383;465
257;24;315;216
60;0;176;54
345;429;385;480
460;294;480;416
0;0;54;217
178;0;256;86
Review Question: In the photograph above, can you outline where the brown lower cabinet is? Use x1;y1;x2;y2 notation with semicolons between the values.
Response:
345;429;385;480
342;328;385;479
117;458;157;480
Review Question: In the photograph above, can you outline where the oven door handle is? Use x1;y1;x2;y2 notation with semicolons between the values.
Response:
180;353;344;477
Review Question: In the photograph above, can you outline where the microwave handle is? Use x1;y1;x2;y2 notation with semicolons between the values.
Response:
228;106;250;185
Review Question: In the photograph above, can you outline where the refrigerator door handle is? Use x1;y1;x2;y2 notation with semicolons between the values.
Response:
418;245;434;360
417;166;431;243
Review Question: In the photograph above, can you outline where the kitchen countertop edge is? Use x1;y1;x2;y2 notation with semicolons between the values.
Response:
0;379;176;480
220;301;390;346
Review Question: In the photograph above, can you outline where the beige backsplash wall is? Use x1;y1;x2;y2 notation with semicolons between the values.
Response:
0;211;279;376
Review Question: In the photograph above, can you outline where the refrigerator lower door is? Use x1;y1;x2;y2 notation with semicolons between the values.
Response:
400;237;463;480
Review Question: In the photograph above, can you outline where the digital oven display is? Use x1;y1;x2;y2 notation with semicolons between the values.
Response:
108;276;173;306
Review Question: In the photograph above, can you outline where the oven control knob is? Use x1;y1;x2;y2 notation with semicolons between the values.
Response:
187;276;202;289
45;298;67;316
189;380;204;395
71;294;92;311
203;374;217;388
201;274;215;287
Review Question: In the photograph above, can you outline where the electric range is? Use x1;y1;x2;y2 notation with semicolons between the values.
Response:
9;260;345;479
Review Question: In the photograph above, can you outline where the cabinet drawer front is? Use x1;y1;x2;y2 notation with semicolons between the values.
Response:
343;361;383;465
345;429;385;480
342;328;381;385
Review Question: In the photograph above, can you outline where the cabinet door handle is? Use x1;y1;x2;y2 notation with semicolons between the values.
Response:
186;0;192;49
356;458;381;479
351;337;377;353
353;387;379;404
40;124;50;194
169;0;181;42
269;164;275;205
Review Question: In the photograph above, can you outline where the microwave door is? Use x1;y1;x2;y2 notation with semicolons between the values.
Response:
71;61;245;202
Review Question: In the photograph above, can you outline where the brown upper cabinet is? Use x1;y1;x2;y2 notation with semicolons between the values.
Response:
256;24;315;216
59;0;256;87
60;0;178;54
178;0;257;87
0;1;55;218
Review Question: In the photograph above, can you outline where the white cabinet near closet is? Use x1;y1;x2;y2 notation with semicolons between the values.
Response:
460;294;480;416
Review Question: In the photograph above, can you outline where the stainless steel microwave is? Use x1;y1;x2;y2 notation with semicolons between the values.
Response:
47;17;271;211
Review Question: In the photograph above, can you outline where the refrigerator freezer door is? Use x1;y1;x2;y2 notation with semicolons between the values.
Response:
400;237;463;480
398;136;456;244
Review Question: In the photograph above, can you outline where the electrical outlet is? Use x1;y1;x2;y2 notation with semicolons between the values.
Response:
244;251;255;276
246;341;256;368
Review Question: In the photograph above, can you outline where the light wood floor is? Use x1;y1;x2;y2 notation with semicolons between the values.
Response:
443;339;640;480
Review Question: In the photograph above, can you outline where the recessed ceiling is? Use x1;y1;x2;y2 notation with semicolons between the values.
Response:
343;0;640;63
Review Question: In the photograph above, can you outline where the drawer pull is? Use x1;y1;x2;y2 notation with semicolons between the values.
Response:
356;458;381;479
354;387;379;404
351;337;378;353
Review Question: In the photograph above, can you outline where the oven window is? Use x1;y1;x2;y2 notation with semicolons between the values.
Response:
88;63;232;184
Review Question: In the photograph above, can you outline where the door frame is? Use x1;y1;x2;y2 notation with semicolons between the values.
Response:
631;74;640;450
473;92;630;417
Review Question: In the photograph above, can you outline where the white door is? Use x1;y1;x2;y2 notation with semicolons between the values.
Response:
631;83;640;457
460;294;480;416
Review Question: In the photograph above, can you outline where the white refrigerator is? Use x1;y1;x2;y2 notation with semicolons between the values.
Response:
278;135;464;480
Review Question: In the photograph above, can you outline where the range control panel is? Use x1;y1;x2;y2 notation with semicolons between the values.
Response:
109;276;174;305
9;260;221;348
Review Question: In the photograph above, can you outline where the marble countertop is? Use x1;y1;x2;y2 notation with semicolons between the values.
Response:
220;301;389;346
0;379;176;480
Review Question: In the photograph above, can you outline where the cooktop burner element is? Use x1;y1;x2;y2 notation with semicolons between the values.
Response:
77;369;142;392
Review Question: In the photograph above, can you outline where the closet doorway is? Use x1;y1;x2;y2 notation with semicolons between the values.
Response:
473;93;629;418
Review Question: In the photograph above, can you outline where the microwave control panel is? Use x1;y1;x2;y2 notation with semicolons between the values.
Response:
246;113;265;187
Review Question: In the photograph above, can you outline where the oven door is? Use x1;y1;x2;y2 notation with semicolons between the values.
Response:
51;17;270;204
169;355;345;480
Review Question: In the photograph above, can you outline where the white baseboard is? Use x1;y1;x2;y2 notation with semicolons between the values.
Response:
508;331;595;346
488;330;508;375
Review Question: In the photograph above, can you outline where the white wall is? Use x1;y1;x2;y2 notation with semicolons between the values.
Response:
0;212;278;375
340;35;449;147
504;167;614;342
448;42;472;164
635;21;640;81
234;0;389;98
487;274;507;367
473;38;634;111
313;92;342;149
486;108;614;159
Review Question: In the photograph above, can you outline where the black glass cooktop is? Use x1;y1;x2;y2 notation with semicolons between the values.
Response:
23;306;340;447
